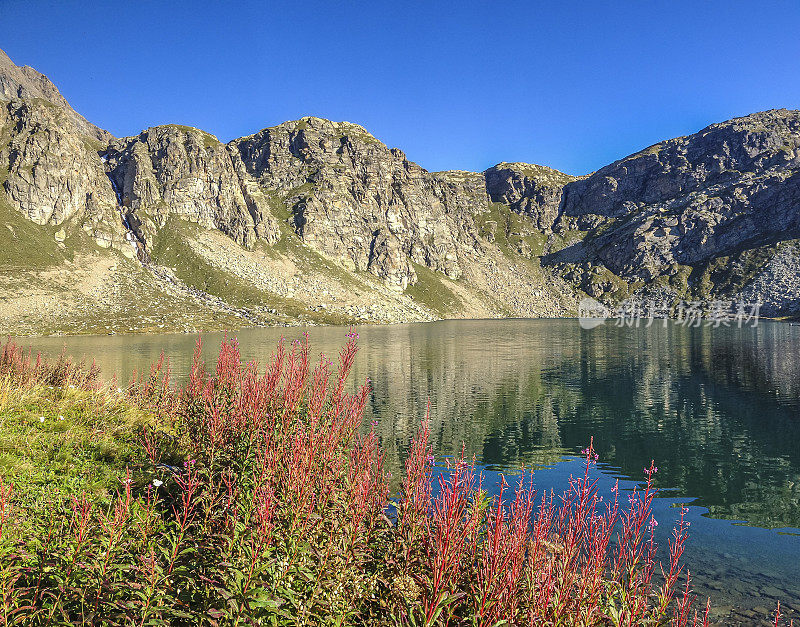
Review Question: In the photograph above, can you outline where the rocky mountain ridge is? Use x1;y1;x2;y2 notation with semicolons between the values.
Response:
0;48;110;142
1;47;799;334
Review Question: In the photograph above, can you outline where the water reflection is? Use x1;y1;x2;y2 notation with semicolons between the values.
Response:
17;319;800;622
20;320;800;530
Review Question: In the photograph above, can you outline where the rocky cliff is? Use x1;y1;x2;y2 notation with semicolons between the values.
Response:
542;109;800;314
1;47;800;334
105;125;275;254
0;98;126;252
0;48;110;142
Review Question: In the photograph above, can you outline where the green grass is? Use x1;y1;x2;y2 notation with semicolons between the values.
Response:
474;202;550;259
150;218;271;309
0;382;154;523
547;225;590;255
0;193;100;271
256;186;369;292
336;122;382;146
625;142;665;161
82;136;106;154
474;203;524;252
649;263;693;298
404;262;462;316
289;117;383;146
269;233;364;291
281;181;316;205
583;264;637;302
0;199;66;270
583;216;620;242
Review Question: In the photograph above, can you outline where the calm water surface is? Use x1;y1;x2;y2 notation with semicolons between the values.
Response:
20;320;800;624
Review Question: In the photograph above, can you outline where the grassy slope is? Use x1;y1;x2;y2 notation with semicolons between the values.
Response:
0;382;153;520
0;198;72;271
474;202;548;258
149;216;353;324
405;262;462;317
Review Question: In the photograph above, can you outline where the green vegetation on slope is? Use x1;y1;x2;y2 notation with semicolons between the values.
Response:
693;241;798;299
149;216;351;324
0;199;66;269
0;194;98;270
150;218;271;309
0;383;153;516
474;202;548;259
405;262;462;316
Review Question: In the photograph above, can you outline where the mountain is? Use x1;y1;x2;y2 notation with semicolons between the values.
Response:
544;109;800;314
0;48;110;142
1;47;799;335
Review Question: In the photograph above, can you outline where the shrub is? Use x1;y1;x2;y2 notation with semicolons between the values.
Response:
1;337;100;391
0;335;790;626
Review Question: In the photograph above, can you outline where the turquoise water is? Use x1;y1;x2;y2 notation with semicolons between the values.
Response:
19;319;800;624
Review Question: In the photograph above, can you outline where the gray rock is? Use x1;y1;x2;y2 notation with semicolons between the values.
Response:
3;44;800;321
485;162;577;230
105;125;271;249
551;110;800;284
738;243;800;316
0;47;111;142
0;98;124;247
231;117;486;286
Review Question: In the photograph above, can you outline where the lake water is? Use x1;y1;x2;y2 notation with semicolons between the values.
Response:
18;319;800;625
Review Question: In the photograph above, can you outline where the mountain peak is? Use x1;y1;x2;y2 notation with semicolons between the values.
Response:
0;47;111;142
486;162;578;188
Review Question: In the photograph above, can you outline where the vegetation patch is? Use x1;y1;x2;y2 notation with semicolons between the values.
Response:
150;216;352;324
405;262;462;316
648;263;693;299
546;225;589;255
474;202;550;259
692;241;793;299
258;191;366;292
0;335;743;625
0;199;66;270
151;217;274;309
0;194;100;271
625;142;666;161
0;378;153;521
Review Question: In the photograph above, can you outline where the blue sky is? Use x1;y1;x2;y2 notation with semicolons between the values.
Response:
2;0;799;175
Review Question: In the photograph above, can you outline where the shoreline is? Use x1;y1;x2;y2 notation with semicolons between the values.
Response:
4;313;793;339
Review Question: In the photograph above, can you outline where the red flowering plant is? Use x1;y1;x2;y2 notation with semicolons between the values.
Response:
0;334;792;626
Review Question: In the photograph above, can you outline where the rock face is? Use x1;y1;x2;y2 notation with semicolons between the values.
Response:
0;50;126;253
3;45;800;324
0;98;124;251
485;162;577;231
736;243;800;316
550;110;800;285
0;48;110;142
105;125;279;250
231;117;488;289
103;118;495;290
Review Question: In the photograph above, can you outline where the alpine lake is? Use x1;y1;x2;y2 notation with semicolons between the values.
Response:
20;319;800;625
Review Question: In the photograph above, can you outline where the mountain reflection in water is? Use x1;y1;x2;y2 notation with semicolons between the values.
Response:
19;319;800;623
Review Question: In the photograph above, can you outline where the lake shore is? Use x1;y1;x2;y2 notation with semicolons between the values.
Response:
1;333;751;625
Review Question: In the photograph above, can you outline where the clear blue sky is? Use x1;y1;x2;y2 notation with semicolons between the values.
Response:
2;0;799;175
